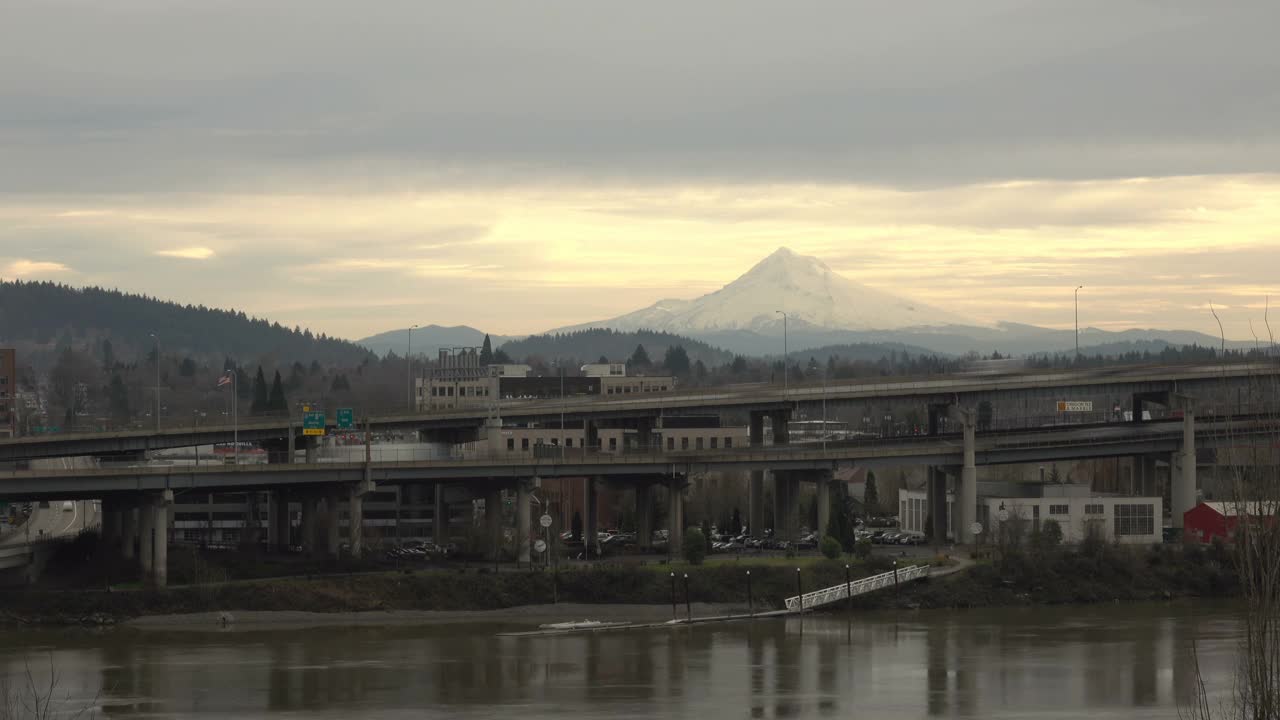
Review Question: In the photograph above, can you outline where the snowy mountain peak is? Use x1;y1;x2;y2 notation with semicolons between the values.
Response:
552;248;974;336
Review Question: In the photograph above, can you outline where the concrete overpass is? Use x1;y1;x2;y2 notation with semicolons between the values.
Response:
1;360;1276;463
3;413;1275;587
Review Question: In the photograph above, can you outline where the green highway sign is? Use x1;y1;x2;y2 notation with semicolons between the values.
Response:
336;408;354;430
303;411;326;437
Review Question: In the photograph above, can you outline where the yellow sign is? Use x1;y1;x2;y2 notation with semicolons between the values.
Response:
303;428;326;437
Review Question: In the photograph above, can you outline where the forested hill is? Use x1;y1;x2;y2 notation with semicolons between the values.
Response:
0;280;372;366
497;328;734;367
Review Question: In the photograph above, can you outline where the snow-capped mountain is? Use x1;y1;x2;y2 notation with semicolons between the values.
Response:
553;247;974;336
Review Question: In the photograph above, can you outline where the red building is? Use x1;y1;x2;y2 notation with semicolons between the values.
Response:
1183;501;1277;543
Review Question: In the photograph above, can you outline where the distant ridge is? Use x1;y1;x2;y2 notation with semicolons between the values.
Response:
0;279;372;366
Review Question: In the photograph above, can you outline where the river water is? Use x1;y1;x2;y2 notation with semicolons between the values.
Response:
0;602;1242;719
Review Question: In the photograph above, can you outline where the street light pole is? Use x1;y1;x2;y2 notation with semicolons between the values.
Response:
407;324;418;412
1074;286;1084;360
150;333;160;432
775;310;788;391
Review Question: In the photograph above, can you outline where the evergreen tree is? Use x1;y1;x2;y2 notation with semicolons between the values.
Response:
107;372;131;425
268;370;287;412
597;355;609;364
864;471;879;514
628;344;650;368
101;338;115;370
730;507;743;536
479;334;494;365
251;366;268;413
330;374;351;392
662;345;690;376
179;356;197;377
493;349;512;364
235;366;252;401
829;482;859;552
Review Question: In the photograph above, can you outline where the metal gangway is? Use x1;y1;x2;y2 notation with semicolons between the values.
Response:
784;564;930;612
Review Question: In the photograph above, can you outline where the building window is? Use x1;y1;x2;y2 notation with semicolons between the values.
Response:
1049;504;1069;515
681;437;689;450
1085;504;1104;515
696;437;704;450
506;438;515;451
725;437;733;449
608;437;617;450
710;437;718;449
566;438;573;448
551;438;559;446
1114;503;1154;536
521;438;529;451
667;437;675;450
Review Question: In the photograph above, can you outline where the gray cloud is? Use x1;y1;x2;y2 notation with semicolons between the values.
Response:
3;1;1279;192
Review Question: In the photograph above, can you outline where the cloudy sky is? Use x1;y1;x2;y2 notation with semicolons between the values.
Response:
2;1;1279;341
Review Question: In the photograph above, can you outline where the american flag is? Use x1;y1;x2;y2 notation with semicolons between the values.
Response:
217;372;233;388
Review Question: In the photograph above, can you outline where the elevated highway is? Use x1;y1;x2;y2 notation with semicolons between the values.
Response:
2;415;1273;500
1;361;1276;463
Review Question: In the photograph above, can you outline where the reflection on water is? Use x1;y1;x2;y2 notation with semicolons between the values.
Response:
0;603;1242;719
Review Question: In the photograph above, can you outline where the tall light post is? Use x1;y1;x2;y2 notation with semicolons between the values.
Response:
1074;286;1084;360
775;310;788;391
406;324;418;412
149;333;160;432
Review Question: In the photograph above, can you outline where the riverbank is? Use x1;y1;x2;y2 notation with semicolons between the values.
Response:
0;540;1239;626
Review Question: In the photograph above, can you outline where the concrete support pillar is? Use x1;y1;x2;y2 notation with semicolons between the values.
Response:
304;436;317;464
301;493;319;556
273;490;291;552
100;498;117;547
815;471;832;540
287;424;296;463
243;492;260;548
348;480;372;558
748;472;765;539
770;410;791;445
668;476;685;558
748;412;766;538
326;490;342;558
153;490;172;588
139;500;155;574
516;480;532;564
958;410;978;544
1173;410;1197;528
120;505;137;560
928;467;948;542
433;484;447;546
636;483;653;549
772;471;799;540
583;477;599;559
636;417;654;452
485;488;502;559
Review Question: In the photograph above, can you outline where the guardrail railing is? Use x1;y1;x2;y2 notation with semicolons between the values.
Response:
784;564;929;611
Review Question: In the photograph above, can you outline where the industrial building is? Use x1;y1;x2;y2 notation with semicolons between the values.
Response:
900;482;1163;545
417;351;675;411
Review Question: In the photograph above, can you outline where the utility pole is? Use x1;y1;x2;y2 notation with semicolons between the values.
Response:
1074;286;1084;360
776;310;788;391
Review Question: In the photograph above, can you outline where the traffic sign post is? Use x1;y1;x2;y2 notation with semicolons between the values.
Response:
303;411;326;437
336;408;354;431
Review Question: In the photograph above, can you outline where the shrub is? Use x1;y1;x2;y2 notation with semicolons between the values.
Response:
820;535;842;559
853;539;873;560
684;527;707;565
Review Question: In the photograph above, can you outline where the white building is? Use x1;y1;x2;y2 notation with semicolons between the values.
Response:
900;483;1162;545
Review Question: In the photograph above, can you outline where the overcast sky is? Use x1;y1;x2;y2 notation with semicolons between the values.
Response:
2;1;1279;341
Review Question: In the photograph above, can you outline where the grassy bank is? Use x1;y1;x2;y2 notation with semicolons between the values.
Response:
1;535;1240;625
854;538;1239;611
0;558;900;625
